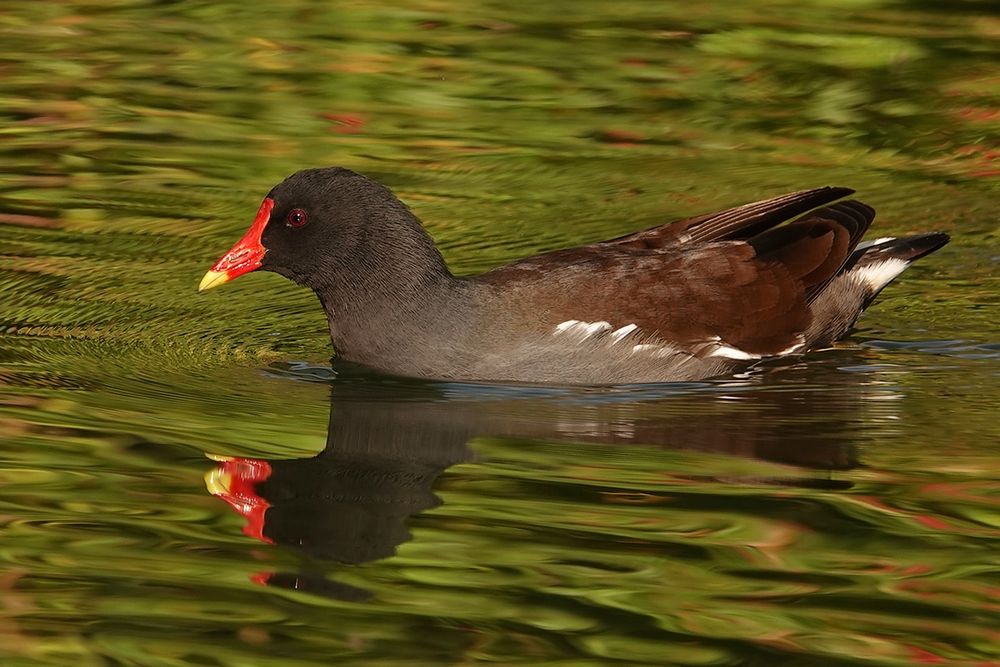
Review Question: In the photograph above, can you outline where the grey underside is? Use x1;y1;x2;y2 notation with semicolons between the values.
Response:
462;271;871;385
336;266;879;386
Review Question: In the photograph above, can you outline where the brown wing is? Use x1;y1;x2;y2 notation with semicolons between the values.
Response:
480;203;872;356
496;245;810;356
479;186;860;282
777;199;874;302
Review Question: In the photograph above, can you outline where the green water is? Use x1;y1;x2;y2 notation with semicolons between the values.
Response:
2;1;999;664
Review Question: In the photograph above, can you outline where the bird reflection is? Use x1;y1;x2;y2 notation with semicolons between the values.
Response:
206;356;881;599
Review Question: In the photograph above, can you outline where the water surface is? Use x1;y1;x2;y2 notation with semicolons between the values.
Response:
1;1;998;665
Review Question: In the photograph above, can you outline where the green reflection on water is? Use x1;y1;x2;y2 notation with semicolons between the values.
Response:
1;0;998;665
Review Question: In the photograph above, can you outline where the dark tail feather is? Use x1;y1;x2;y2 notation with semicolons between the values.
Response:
852;232;950;307
855;232;950;265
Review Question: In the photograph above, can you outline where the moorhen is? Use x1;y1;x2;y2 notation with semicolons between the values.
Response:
199;167;949;384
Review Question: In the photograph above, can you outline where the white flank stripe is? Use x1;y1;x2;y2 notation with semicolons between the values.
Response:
583;321;612;337
610;323;639;343
631;344;674;358
777;335;806;356
709;344;759;361
555;320;582;333
553;319;611;340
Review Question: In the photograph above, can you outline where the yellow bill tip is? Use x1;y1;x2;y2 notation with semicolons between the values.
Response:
204;467;233;496
198;270;229;292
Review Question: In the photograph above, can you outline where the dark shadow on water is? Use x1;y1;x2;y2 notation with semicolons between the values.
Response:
207;357;879;600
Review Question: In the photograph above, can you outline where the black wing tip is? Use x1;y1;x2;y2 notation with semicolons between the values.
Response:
835;199;875;216
824;185;856;197
683;185;857;245
792;186;855;206
795;186;857;212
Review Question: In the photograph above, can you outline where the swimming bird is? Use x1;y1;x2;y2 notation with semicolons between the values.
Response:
199;167;948;384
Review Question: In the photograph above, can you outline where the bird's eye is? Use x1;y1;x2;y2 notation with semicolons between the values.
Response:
286;208;308;228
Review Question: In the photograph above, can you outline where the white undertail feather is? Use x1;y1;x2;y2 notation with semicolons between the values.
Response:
853;258;910;291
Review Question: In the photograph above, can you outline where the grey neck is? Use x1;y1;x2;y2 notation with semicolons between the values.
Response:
309;228;480;373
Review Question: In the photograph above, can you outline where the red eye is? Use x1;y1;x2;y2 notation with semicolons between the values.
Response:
286;208;308;228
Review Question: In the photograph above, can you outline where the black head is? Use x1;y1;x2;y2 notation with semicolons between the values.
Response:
200;167;449;293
